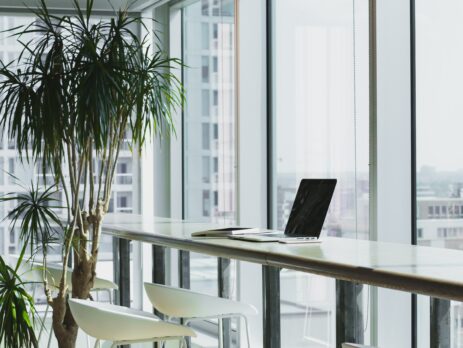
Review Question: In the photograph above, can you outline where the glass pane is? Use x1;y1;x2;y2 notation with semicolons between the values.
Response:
416;0;463;346
183;0;236;226
182;0;236;315
272;0;370;346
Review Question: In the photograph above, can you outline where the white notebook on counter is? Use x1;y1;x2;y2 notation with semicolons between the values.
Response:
191;227;263;238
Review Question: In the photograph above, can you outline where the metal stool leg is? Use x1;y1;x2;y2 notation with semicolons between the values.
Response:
47;323;53;348
107;289;113;304
242;315;251;348
37;303;49;343
218;318;224;348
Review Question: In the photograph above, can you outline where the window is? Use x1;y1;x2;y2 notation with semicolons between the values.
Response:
116;192;133;213
214;190;218;206
202;123;210;150
118;163;127;174
202;90;210;116
202;156;210;183
212;2;220;16
201;0;209;15
119;196;127;208
7;158;14;184
213;124;219;139
115;159;133;185
416;1;463;344
181;0;236;324
201;56;209;83
271;0;370;346
201;23;209;50
202;190;210;216
183;0;236;224
213;90;218;106
9;229;15;244
212;56;218;73
212;23;218;40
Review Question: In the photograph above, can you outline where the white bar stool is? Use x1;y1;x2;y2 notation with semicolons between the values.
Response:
39;263;119;347
144;282;257;348
68;299;195;348
13;258;118;347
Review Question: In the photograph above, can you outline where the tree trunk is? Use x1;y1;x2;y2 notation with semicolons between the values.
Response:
51;297;78;348
51;260;96;347
51;227;101;347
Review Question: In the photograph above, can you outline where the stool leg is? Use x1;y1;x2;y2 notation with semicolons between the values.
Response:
242;315;251;348
184;319;192;348
47;324;53;348
37;303;49;343
218;318;224;348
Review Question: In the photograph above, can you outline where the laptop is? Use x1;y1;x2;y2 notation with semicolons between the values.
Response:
229;178;337;243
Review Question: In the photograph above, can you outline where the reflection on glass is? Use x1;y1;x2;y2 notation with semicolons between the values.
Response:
272;0;370;346
416;0;463;346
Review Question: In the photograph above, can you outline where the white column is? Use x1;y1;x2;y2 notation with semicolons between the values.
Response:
373;0;412;346
237;0;268;347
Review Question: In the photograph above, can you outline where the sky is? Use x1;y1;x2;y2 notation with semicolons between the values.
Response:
416;0;463;172
274;0;463;174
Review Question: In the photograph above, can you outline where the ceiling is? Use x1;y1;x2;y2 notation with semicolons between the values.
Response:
0;0;159;12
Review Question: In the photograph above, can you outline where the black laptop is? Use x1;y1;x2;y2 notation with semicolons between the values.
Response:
230;178;337;243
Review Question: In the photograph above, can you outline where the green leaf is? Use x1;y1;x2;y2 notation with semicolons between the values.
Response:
0;245;38;348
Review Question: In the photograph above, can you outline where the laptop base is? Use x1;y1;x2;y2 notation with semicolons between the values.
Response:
229;234;320;243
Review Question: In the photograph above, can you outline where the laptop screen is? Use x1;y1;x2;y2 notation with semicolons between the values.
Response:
284;179;337;237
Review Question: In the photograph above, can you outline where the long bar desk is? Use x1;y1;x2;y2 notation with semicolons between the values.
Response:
103;214;463;347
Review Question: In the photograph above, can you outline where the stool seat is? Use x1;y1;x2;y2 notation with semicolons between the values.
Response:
68;299;195;343
45;264;118;291
144;282;257;319
13;257;118;291
144;282;256;348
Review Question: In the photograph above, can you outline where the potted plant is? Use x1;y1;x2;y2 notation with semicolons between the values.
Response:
0;0;183;346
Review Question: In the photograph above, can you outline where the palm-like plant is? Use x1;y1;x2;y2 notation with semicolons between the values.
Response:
0;0;183;347
0;246;38;348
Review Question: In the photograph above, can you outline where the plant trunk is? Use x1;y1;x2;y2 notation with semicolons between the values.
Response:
51;297;78;348
51;220;101;348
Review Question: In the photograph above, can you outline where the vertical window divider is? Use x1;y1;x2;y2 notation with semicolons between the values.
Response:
368;0;378;345
409;0;418;346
